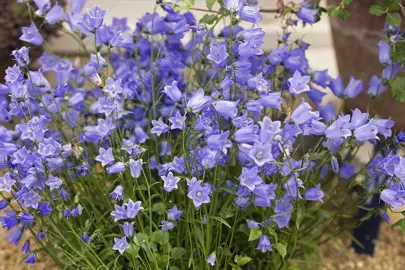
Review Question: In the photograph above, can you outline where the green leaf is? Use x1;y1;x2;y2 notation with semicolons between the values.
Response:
295;202;305;229
182;0;195;7
369;5;385;16
387;12;401;27
327;5;341;17
248;228;262;241
234;255;252;266
152;202;166;215
390;76;405;102
391;40;405;62
133;233;149;246
273;243;287;258
339;8;350;20
171;247;185;259
206;0;216;10
199;14;218;25
392;218;405;231
209;216;231;229
343;0;352;5
152;231;170;245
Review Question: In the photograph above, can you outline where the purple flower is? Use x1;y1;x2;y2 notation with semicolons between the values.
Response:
268;45;289;65
396;130;405;144
288;70;310;96
107;162;126;174
312;69;331;87
238;166;263;191
169;111;186;130
340;163;356;180
70;0;86;14
256;235;272;253
19;23;43;46
21;240;30;253
213;100;238;120
187;88;212;113
129;159;143;178
45;5;66;24
81;232;92;243
330;76;364;98
160;220;175;231
224;0;244;12
367;75;388;96
96;147;115;167
291;99;317;125
206;131;232;154
331;156;339;173
240;5;262;24
0;173;16;193
111;185;124;200
234;125;259;143
111;204;127;222
163;81;182;102
381;188;405;210
125;200;143;219
33;0;51;13
275;196;293;213
11;47;30;68
207;252;216;266
21;190;42;209
354;123;378;142
103;78;123;98
247;220;261;229
0;199;8;210
369;118;395;138
207;44;229;65
297;7;318;24
161;172;181;192
112;236;130;254
25;253;36;264
151;118;169;136
325;115;352;140
8;228;23;245
121;222;134;237
168;205;183;221
260;92;282;110
248;142;274;167
319;102;336;122
273;213;291;229
45;175;63;191
348;109;369;129
82;5;108;31
378;40;391;64
304;184;324;203
247;72;270;93
187;177;212;208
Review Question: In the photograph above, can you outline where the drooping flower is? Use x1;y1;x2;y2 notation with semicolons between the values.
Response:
187;89;212;113
163;81;183;103
297;6;319;24
121;222;135;237
151;118;169;136
111;185;124;200
207;252;217;266
213;100;238;120
304;184;324;203
256;235;272;253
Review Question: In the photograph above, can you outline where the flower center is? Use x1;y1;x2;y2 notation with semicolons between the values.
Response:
256;151;263;160
196;191;202;198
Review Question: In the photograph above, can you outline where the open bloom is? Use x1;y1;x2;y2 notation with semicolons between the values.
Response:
161;172;181;192
19;23;43;46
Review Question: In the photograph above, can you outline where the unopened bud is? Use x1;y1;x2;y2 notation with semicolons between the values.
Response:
90;73;103;87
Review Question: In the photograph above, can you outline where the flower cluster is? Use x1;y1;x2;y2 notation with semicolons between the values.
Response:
0;0;404;268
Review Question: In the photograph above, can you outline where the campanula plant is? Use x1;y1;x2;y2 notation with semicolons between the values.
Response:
1;0;405;269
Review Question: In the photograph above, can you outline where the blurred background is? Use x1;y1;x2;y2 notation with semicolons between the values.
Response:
1;0;405;269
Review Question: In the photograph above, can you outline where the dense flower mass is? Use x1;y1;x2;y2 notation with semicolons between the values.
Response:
0;0;404;269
